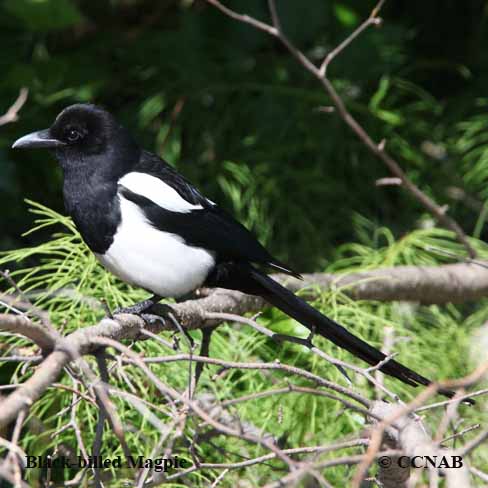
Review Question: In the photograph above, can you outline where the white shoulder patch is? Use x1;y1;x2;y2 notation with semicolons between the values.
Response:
118;172;203;213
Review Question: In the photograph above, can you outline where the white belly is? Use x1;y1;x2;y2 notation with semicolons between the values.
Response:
96;196;216;297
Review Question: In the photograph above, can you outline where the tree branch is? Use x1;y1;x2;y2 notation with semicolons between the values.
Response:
0;88;28;126
205;0;476;258
277;261;488;304
366;400;470;488
2;260;488;428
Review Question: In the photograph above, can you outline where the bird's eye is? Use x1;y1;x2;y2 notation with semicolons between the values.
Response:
66;128;81;142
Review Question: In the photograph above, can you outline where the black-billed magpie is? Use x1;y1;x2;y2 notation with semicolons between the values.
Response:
12;104;458;399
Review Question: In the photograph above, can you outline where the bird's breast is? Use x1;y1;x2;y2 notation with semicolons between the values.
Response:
95;195;216;297
63;176;120;254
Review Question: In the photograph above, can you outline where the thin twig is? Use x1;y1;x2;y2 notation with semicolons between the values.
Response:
206;0;476;258
0;88;28;126
206;0;277;36
319;7;383;77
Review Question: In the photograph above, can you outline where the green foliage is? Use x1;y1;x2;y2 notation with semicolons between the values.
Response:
333;3;359;27
5;0;83;32
1;1;488;485
2;0;488;271
454;99;488;198
0;203;486;486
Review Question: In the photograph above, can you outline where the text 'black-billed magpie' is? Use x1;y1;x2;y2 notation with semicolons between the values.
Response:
12;104;458;399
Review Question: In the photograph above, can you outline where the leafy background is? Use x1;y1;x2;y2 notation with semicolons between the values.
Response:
2;0;488;270
1;0;488;486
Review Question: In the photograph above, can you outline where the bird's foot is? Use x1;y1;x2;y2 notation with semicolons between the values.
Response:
112;295;161;316
140;313;166;327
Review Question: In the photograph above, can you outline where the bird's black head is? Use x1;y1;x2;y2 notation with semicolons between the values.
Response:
12;104;139;175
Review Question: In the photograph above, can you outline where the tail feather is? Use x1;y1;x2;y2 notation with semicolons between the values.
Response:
246;266;465;401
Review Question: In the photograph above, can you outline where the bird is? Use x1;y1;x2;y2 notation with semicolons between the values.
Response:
12;103;460;400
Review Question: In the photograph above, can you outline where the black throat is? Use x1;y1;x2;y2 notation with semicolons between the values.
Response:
56;136;140;254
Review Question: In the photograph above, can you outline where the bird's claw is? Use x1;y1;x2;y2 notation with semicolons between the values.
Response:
112;298;159;316
140;313;166;327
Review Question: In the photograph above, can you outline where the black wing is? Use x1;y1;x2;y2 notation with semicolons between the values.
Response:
128;151;300;278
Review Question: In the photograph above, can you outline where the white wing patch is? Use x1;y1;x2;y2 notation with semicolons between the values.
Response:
96;195;215;298
118;172;203;213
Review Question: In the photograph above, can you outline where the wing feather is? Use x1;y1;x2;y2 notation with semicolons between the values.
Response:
121;150;300;278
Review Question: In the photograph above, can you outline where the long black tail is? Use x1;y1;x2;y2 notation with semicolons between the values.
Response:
243;266;463;401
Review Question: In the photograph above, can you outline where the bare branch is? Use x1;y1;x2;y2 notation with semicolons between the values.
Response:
205;311;400;402
167;438;369;479
125;351;370;407
0;350;69;430
206;0;277;36
0;88;28;126
0;312;59;351
460;428;488;456
205;0;476;257
0;293;485;486
2;260;488;430
319;0;385;77
0;258;487;486
275;261;488;304
353;361;488;486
